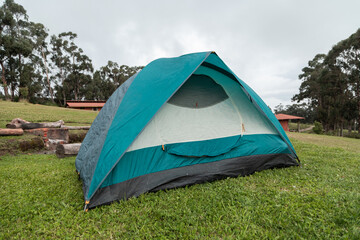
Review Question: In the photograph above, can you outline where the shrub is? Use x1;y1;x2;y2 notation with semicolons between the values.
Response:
19;87;29;99
345;131;360;139
313;121;323;134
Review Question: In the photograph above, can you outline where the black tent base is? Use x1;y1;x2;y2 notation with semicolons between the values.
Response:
85;153;299;210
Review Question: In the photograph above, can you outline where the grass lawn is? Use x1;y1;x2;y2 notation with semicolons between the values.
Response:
289;122;313;132
0;100;98;128
288;132;360;153
1;133;359;239
0;101;97;154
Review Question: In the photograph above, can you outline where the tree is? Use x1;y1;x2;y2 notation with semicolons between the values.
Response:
293;54;350;133
0;1;144;104
50;32;93;105
84;70;113;100
274;103;315;124
0;0;50;102
28;22;53;101
326;29;360;132
293;29;360;134
0;0;31;100
66;48;93;100
87;61;143;100
50;32;74;105
99;61;143;88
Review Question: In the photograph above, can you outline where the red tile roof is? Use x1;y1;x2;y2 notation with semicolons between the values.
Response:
275;114;305;120
66;101;105;108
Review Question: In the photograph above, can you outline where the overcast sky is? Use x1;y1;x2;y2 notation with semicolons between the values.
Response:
17;0;360;109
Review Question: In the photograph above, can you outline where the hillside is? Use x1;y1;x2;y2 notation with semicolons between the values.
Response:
0;100;98;128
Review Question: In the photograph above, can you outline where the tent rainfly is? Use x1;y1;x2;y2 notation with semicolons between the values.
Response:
76;52;300;210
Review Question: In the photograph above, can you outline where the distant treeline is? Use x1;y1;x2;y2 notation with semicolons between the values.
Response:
276;29;360;135
0;0;143;106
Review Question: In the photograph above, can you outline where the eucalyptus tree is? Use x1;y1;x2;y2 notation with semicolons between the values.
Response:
294;29;360;134
50;32;74;105
51;32;93;105
100;61;143;88
84;70;104;100
294;53;350;133
91;61;143;100
66;48;93;100
327;29;360;132
0;0;32;100
28;22;53;101
292;54;330;127
0;0;51;101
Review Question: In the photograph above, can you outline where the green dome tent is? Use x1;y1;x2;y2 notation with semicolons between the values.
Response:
76;52;299;210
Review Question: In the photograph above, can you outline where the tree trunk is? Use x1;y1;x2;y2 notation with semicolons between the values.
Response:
74;87;78;100
6;118;64;129
340;120;343;137
56;143;81;158
10;82;15;100
348;120;352;134
41;47;54;102
63;91;66;107
334;123;337;135
18;53;22;84
0;128;24;136
358;106;360;133
0;61;10;100
60;68;66;106
9;62;15;100
358;84;360;133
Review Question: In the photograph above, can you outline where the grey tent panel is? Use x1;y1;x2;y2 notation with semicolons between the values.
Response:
75;74;137;198
87;153;297;209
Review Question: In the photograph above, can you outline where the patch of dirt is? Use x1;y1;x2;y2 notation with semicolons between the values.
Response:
69;131;87;143
19;137;44;151
0;135;45;156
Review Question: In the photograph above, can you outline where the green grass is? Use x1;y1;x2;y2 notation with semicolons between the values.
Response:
289;122;313;131
288;132;360;153
0;100;97;128
0;101;96;153
1;134;359;239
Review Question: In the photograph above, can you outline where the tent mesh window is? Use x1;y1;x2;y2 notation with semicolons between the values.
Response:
167;74;229;108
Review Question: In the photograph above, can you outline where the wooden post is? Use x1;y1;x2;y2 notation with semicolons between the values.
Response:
56;143;81;158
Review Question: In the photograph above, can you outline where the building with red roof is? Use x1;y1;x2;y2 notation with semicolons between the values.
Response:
275;113;304;132
66;100;106;111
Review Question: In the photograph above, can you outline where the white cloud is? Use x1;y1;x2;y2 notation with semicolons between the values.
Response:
15;0;360;108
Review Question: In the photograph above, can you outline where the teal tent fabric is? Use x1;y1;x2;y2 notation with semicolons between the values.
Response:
86;52;211;200
75;51;299;207
204;53;296;155
100;134;291;189
163;134;242;157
